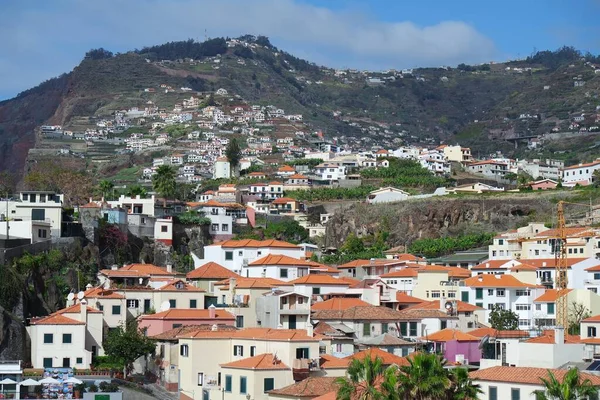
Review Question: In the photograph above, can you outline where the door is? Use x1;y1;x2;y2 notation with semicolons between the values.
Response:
144;299;151;313
62;358;70;368
289;315;297;329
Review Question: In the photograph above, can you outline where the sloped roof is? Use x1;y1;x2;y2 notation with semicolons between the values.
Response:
312;306;406;321
288;274;350;286
311;298;371;311
31;314;85;325
319;354;350;369
141;309;235;321
380;269;418;278
215;277;284;289
100;263;175;278
395;308;456;320
56;304;103;314
396;292;425;303
150;324;238;341
409;300;483;313
249;254;317;267
272;197;297;205
348;347;409;366
212;239;299;249
421;328;479;342
268;377;339;397
359;333;414;347
186;262;240;280
278;165;296;172
79;287;125;299
470;366;600;385
525;330;581;344
182;327;318;342
534;289;573;302
157;279;205;292
583;314;600;323
468;327;529;339
463;274;534;288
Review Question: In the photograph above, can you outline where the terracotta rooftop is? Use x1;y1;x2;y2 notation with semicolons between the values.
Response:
278;165;295;172
249;254;317;267
272;197;297;205
463;274;535;288
311;298;371;311
157;279;205;292
268;377;339;397
31;314;85;325
289;274;351;286
583;314;600;322
534;226;593;237
534;289;573;302
194;199;245;209
409;300;483;313
186;262;240;280
319;354;350;369
141;309;235;321
78;287;125;299
182;327;318;341
150;324;238;341
210;239;299;249
396;308;456;320
288;173;308;179
421;328;479;342
312;306;406;321
348;347;409;366
380;269;418;278
468;327;529;339
396;292;425;303
221;353;290;370
101;263;175;277
56;304;103;314
470;366;600;385
215;277;284;289
520;258;587;269
525;330;581;344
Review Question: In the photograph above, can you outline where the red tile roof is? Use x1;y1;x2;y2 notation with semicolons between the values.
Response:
463;274;535;288
347;348;409;366
221;353;291;370
421;328;479;342
100;263;175;277
319;354;350;369
525;330;581;344
56;304;103;314
380;269;418;278
583;314;600;322
272;197;297;205
141;309;235;321
268;377;339;397
288;274;351;286
186;262;240;280
534;289;572;302
468;327;529;339
31;314;85;325
278;165;296;172
150;324;238;340
157;279;205;292
211;239;299;249
470;366;600;385
312;306;406;321
79;287;125;299
409;300;483;313
182;328;317;341
249;254;317;267
215;277;284;289
396;292;425;303
311;298;371;311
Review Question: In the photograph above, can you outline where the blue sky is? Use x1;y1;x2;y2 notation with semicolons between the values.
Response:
1;0;599;100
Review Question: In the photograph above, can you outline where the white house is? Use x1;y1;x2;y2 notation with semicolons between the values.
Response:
561;160;600;186
0;191;65;238
214;157;232;179
366;187;410;204
313;163;346;182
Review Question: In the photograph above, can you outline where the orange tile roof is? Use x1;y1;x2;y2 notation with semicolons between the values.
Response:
278;165;296;172
510;263;538;272
445;266;471;279
157;279;205;292
56;304;102;314
410;300;483;313
268;377;339;397
421;328;479;342
471;260;512;270
272;197;297;205
150;324;238;340
288;274;351;286
312;306;406;321
337;277;361;285
194;199;245;209
249;254;316;267
585;262;600;271
396;292;425;303
535;226;593;236
520;258;587;269
141;309;235;321
470;366;600;385
101;263;175;277
525;330;580;344
31;314;85;325
79;287;125;299
319;354;350;369
187;262;240;279
183;327;318;341
213;239;299;249
214;277;284;289
463;274;534;288
311;298;371;311
380;269;418;278
583;314;600;322
347;348;409;366
468;327;529;339
288;173;308;179
534;289;572;302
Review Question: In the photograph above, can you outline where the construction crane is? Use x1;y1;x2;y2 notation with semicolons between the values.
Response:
554;200;596;328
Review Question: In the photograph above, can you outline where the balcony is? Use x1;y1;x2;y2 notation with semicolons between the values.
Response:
292;358;319;381
380;290;392;301
280;303;310;315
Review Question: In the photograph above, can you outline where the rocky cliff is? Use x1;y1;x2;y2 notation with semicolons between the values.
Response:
324;195;560;248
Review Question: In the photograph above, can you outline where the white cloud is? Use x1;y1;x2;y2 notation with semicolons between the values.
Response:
0;0;497;99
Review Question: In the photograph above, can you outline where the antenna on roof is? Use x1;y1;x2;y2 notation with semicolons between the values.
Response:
160;301;171;312
67;293;75;302
77;291;85;302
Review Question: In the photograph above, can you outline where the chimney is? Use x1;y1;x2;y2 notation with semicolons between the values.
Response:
554;327;564;345
542;262;547;267
229;278;237;292
111;265;119;271
80;299;88;322
166;264;173;273
306;324;314;337
485;263;490;268
208;304;216;319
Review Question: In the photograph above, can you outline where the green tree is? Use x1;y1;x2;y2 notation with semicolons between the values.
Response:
533;368;597;400
397;352;449;400
103;319;155;377
446;367;482;400
226;138;242;176
489;305;519;330
335;356;386;400
126;185;148;198
568;301;591;335
593;170;600;188
152;165;177;207
341;233;365;254
98;180;114;200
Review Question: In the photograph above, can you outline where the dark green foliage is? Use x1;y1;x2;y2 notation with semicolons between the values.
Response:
323;232;388;264
359;159;448;190
489;305;519;330
176;211;211;225
137;38;227;60
233;47;254;59
236;219;308;244
103;319;155;376
85;48;114;60
286;158;323;167
408;233;494;258
286;186;376;202
524;46;582;70
152;165;177;205
226;138;242;171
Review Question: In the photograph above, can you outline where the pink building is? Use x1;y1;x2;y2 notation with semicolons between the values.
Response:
529;179;558;190
139;306;236;336
420;328;481;364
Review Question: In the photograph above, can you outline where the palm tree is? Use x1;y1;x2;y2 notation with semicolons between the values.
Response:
152;165;177;207
533;368;597;400
446;367;482;400
397;352;450;400
126;185;148;198
99;179;114;200
335;356;386;400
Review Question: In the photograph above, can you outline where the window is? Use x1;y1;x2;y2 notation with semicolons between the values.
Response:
547;303;555;315
536;304;542;311
240;377;247;394
180;344;189;357
190;299;197;309
160;225;168;233
38;229;47;238
400;322;407;336
296;348;309;359
234;345;243;356
516;290;530;296
62;334;72;344
461;292;469;302
127;299;139;309
511;388;520;400
312;287;321;295
518;319;530;327
76;357;83;364
112;305;121;315
447;291;456;298
169;299;176;308
492;250;497;257
250;346;256;357
236;315;244;328
476;302;483;308
280;269;288;279
515;304;531;311
197;372;204;386
409;322;418;337
441;320;447;329
589;327;597;337
225;251;233;260
431;290;441;298
211;224;219;232
594;273;600;280
382;323;389;333
475;288;483;299
43;358;52;368
225;375;232;393
44;334;53;344
264;378;274;393
487;289;494;296
32;209;45;221
363;323;371;337
498;239;504;245
497;288;505;297
489;386;497;400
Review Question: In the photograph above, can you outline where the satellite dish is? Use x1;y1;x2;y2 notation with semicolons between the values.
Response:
67;293;75;301
444;301;453;310
160;301;171;312
77;291;85;301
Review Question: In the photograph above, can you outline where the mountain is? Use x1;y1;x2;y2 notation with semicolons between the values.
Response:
1;37;599;176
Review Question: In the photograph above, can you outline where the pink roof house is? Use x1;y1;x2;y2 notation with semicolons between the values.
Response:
139;306;236;336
